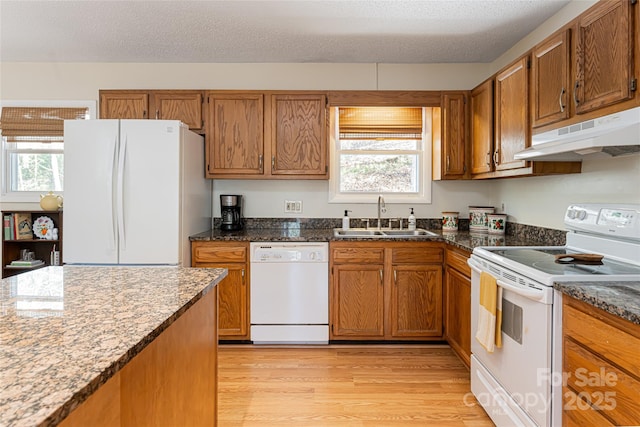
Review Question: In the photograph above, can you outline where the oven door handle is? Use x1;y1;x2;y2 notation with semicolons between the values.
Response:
496;279;545;302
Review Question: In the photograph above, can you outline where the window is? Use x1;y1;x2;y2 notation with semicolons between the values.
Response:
0;101;95;202
329;106;432;203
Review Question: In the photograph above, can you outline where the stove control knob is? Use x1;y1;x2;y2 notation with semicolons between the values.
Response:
567;209;576;219
576;210;587;220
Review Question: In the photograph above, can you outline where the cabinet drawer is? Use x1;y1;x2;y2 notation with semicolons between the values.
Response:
332;247;384;264
562;387;614;427
391;247;443;264
445;248;471;277
564;338;640;425
563;301;640;379
192;243;247;263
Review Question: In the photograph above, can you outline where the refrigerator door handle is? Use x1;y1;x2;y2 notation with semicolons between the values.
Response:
117;134;127;250
107;136;118;251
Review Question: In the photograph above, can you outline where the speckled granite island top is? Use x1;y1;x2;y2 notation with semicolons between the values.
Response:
555;281;640;325
0;265;227;427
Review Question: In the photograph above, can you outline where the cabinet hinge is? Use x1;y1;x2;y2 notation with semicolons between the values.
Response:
527;59;531;69
331;324;334;333
631;0;637;6
631;78;637;92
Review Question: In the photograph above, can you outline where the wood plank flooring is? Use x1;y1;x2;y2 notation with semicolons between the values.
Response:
218;345;493;426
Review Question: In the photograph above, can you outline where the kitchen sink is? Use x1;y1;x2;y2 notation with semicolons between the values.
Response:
333;228;438;239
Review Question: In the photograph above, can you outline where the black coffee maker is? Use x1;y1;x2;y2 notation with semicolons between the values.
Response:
220;195;243;231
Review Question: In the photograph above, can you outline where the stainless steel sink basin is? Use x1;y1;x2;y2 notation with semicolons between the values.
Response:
333;228;438;239
334;229;385;237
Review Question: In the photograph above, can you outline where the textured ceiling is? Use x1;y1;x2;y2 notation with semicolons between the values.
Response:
0;0;570;64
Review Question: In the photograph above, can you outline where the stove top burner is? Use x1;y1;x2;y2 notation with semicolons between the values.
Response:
488;248;640;276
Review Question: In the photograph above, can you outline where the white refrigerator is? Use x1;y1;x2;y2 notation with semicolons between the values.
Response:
63;119;211;266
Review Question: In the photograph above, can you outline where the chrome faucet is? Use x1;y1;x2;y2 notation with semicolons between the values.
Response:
377;195;386;230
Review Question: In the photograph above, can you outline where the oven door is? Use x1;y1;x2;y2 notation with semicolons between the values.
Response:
469;257;554;427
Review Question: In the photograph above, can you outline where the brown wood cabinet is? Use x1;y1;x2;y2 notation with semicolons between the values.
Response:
2;210;62;279
330;242;443;341
99;90;204;131
495;55;531;172
191;241;250;341
470;79;494;176
532;0;639;134
100;91;148;120
574;0;635;115
444;247;471;368
470;57;581;179
59;286;218;427
532;29;572;128
206;92;264;177
562;295;640;426
269;93;328;177
433;92;468;180
205;91;328;179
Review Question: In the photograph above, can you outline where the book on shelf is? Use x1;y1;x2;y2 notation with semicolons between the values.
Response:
3;214;12;240
14;213;33;240
3;213;34;240
9;259;45;267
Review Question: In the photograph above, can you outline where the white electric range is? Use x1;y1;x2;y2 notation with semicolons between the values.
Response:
467;203;640;427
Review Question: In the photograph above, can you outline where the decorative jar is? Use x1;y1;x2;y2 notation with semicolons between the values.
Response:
469;206;495;232
488;214;507;234
442;212;459;231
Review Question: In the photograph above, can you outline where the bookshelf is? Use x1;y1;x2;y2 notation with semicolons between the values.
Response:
2;210;63;279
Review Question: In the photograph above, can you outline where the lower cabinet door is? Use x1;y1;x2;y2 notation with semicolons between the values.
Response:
390;265;443;338
445;266;471;367
215;263;249;339
331;264;384;338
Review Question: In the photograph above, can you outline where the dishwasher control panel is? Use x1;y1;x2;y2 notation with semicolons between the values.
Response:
250;242;328;263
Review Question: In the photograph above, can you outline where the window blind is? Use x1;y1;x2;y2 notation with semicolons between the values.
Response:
339;107;423;139
0;107;88;142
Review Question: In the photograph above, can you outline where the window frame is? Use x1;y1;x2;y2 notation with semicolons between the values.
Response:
328;106;433;204
0;100;96;203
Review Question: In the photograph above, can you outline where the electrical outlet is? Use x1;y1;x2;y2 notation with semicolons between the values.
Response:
284;200;303;213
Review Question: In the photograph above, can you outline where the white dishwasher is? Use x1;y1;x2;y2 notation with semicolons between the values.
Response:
250;242;329;344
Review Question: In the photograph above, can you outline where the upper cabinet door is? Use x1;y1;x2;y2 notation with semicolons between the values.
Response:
154;91;204;131
99;92;148;119
470;79;494;176
270;94;327;177
494;56;530;172
574;0;634;114
206;92;264;177
532;29;572;128
440;92;467;179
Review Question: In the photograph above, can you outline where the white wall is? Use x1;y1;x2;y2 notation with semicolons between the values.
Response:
1;0;637;232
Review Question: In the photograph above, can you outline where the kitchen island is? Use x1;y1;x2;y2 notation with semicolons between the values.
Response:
0;265;227;427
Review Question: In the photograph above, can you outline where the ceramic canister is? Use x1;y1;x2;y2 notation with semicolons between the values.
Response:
442;212;459;231
469;206;495;232
488;214;507;234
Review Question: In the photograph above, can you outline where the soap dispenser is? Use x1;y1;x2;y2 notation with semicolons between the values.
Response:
342;210;351;231
408;208;416;231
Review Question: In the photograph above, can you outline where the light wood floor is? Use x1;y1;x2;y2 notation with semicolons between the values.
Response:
218;345;494;426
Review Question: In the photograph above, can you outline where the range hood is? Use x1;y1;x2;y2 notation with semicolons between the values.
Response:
514;106;640;161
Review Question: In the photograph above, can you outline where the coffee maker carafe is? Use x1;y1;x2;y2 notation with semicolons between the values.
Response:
220;195;243;231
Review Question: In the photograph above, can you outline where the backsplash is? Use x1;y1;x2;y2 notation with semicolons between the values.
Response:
211;217;567;245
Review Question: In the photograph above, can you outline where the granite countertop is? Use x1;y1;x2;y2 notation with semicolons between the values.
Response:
189;228;558;253
0;265;227;427
554;281;640;326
